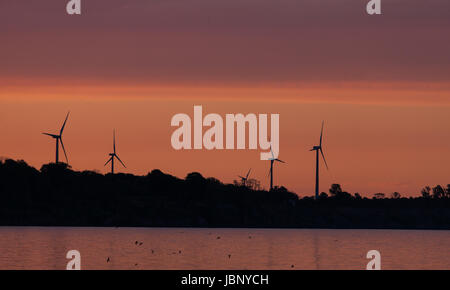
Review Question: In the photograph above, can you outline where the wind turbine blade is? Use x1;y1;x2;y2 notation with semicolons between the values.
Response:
320;148;329;170
60;137;69;164
270;145;275;159
246;168;251;179
60;111;70;135
104;157;112;166
113;130;116;154
320;121;324;147
238;175;245;179
42;133;56;137
275;159;286;164
115;154;126;168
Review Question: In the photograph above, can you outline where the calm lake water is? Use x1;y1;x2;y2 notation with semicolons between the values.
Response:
0;227;448;270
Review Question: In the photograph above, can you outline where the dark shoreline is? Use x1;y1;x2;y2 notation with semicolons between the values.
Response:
0;225;449;231
1;159;449;231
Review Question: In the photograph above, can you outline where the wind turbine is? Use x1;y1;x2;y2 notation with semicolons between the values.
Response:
310;121;329;200
104;130;126;174
268;146;285;191
42;111;70;164
238;168;251;186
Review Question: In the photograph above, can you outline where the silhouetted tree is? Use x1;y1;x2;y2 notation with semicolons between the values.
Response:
329;184;342;197
328;184;352;200
185;172;205;182
421;186;431;199
433;185;446;199
319;192;328;200
40;162;72;175
0;158;449;229
246;178;261;191
391;192;401;199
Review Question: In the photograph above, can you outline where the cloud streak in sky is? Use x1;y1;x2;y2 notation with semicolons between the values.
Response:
1;0;449;86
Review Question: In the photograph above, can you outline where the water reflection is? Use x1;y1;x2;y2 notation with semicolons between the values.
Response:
0;227;448;270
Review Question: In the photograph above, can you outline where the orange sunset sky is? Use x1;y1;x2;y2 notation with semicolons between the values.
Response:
1;0;449;197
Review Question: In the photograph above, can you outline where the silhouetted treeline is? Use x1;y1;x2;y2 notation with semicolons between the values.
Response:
0;159;449;229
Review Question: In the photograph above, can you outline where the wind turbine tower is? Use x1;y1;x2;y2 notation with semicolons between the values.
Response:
310;121;329;200
268;146;285;191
